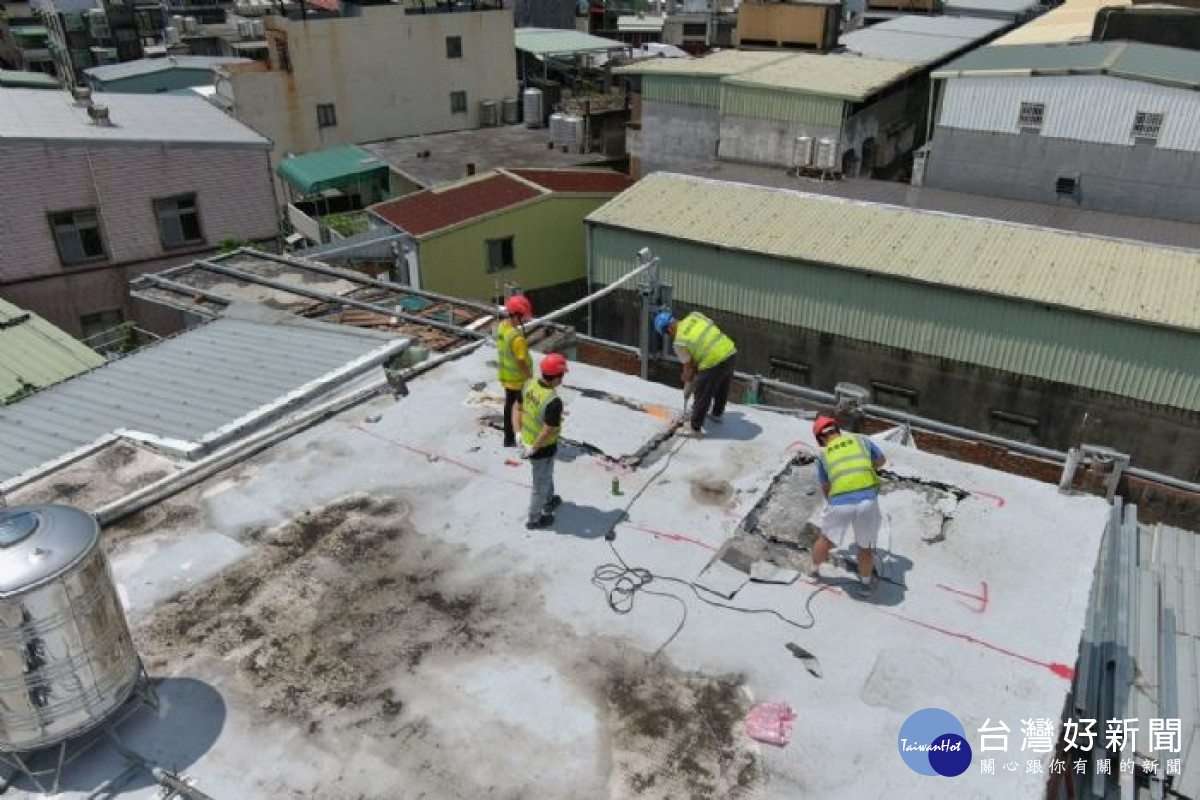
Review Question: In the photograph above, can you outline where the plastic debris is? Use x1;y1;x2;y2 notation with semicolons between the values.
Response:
745;701;797;747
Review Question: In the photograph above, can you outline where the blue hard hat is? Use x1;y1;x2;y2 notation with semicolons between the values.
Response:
654;310;674;335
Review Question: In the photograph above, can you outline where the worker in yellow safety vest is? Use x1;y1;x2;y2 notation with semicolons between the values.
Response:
519;353;568;530
497;294;534;448
654;309;737;437
808;415;888;598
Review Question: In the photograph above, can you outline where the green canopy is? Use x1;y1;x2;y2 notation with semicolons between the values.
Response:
277;146;391;196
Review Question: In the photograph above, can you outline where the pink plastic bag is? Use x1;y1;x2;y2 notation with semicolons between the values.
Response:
744;702;797;747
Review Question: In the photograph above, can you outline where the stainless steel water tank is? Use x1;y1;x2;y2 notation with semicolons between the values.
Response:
522;87;544;128
0;505;140;752
501;97;519;125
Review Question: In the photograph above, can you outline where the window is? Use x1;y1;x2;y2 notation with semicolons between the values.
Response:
1131;111;1163;143
870;380;919;411
80;309;124;353
682;22;707;37
768;356;809;385
316;103;337;128
450;90;467;114
1056;175;1079;197
1017;101;1044;133
49;208;106;265
445;35;462;58
154;194;204;249
486;236;515;273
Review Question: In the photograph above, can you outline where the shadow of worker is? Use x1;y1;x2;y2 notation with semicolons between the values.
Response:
829;547;914;608
550;501;626;541
706;411;764;442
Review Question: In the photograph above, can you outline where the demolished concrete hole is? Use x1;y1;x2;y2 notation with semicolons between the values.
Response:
137;492;510;727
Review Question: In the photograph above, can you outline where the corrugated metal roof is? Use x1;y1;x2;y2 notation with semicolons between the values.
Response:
615;49;796;76
370;172;545;237
839;15;1009;65
514;27;626;56
0;309;404;482
0;70;59;89
0;299;104;403
994;0;1130;44
0;88;270;147
723;53;920;101
941;0;1040;19
84;56;251;82
277;145;390;196
586;172;1200;334
934;41;1200;89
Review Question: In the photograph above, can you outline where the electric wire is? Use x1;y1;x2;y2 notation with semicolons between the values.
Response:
591;436;833;660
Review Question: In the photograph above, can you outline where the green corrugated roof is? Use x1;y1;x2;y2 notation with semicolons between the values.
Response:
515;27;626;56
0;69;59;88
276;146;390;196
934;41;1200;89
0;299;104;403
9;25;48;37
586;173;1200;334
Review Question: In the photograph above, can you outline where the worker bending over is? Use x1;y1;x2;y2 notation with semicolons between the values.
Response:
809;415;887;598
654;310;737;437
520;353;568;530
497;295;534;448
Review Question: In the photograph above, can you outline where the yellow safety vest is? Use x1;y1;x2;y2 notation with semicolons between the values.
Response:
521;379;561;447
674;312;736;371
497;320;526;389
820;434;880;497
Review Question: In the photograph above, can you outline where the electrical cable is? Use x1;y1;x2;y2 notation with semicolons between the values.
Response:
591;435;833;660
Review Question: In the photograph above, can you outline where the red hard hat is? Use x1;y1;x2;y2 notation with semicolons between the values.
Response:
504;294;532;320
540;353;569;378
813;415;840;440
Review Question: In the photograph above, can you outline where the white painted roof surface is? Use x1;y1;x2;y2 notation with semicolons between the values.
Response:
0;88;270;147
85;56;251;82
13;347;1109;798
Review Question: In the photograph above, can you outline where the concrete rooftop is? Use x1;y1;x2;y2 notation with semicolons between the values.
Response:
6;348;1109;798
363;125;615;190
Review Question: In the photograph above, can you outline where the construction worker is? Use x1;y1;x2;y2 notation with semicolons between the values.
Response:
519;353;568;530
808;415;888;597
497;294;534;448
654;310;737;437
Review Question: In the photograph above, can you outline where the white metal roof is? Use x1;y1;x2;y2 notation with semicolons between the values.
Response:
0;88;270;147
839;15;1010;65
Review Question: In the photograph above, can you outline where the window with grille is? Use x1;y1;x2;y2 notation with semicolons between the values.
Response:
450;90;467;114
445;35;462;58
154;194;204;249
682;23;707;37
1017;101;1044;132
486;237;515;273
1131;111;1163;143
1056;175;1079;197
316;103;337;128
49;208;106;265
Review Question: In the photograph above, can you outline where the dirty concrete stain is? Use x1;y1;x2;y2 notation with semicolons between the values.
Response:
602;661;762;799
690;477;735;506
138;493;499;720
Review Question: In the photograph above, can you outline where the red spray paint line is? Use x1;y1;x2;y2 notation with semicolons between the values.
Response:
348;424;530;489
936;580;989;613
879;607;1075;681
967;489;1007;508
623;523;719;552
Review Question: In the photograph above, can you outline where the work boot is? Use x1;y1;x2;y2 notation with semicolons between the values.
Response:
677;426;704;438
503;438;517;448
710;413;724;423
849;575;877;599
543;495;562;513
525;513;555;530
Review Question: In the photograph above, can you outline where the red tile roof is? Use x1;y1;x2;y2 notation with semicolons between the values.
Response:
371;173;543;237
509;168;637;194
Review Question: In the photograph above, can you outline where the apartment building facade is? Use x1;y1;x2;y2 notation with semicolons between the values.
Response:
0;89;278;338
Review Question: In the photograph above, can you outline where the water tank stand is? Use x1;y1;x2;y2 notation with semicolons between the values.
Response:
0;661;159;796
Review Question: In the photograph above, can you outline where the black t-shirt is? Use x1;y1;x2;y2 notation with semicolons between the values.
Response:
530;397;563;459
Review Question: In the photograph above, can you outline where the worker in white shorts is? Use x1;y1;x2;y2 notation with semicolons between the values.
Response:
808;415;887;597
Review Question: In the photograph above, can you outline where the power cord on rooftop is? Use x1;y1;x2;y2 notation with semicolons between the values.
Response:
591;437;831;660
